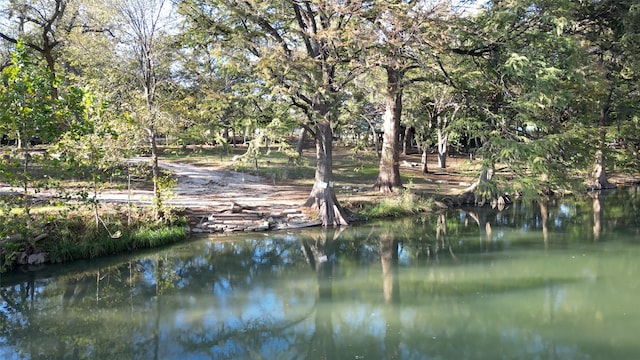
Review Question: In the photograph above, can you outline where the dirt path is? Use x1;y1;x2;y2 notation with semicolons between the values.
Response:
98;157;470;213
157;160;310;210
113;160;318;232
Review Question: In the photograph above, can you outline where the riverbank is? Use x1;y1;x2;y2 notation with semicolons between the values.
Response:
2;146;639;272
155;150;480;234
164;149;640;234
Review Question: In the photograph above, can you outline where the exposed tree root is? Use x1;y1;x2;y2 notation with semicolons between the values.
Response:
588;150;617;191
452;168;513;210
373;180;404;194
305;182;349;227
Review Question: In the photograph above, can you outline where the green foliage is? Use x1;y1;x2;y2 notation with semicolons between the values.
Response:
128;226;188;249
611;116;640;172
156;171;179;221
21;212;188;269
0;42;59;147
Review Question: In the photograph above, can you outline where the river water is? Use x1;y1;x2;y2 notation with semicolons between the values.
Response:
1;187;639;359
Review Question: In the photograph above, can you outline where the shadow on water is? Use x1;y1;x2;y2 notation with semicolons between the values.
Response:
0;186;639;359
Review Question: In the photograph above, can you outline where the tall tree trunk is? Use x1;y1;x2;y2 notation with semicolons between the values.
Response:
295;127;307;156
402;126;413;155
590;87;616;190
437;125;448;169
591;150;615;190
43;48;58;101
304;121;348;226
457;163;499;206
374;67;403;193
421;146;429;174
147;125;162;220
475;165;495;206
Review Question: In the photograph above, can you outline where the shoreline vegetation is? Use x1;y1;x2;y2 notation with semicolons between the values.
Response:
0;205;189;273
1;144;639;273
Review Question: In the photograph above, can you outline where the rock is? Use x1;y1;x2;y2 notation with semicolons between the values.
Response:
28;253;46;265
17;252;29;265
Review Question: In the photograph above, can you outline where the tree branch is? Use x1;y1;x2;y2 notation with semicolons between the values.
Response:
0;31;18;45
237;0;291;56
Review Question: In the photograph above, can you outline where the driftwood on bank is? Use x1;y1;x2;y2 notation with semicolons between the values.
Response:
446;178;513;211
185;202;321;234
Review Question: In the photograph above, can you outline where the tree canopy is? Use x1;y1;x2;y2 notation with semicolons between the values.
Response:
1;0;638;225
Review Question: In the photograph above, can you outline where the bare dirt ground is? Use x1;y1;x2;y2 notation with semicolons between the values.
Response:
93;153;479;232
156;160;311;210
100;153;484;214
155;154;476;210
66;159;316;232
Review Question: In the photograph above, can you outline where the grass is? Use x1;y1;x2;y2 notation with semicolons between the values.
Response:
43;225;188;265
0;204;188;272
358;188;434;218
129;226;188;249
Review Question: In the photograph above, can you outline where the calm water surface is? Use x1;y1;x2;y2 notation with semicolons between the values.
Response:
1;188;639;359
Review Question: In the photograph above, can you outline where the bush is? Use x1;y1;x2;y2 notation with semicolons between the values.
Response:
1;208;188;272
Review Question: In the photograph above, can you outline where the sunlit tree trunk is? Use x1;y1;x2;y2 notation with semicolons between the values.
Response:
295;127;307;156
305;121;348;226
375;66;403;193
148;124;162;219
437;124;448;169
144;43;162;219
458;163;496;206
591;87;616;190
591;150;616;190
421;147;429;174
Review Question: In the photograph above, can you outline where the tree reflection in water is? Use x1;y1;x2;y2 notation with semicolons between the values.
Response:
379;227;400;359
1;189;640;359
302;228;340;359
590;191;605;241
